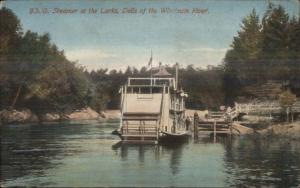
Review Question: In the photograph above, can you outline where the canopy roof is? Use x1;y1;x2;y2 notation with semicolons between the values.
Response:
153;63;172;77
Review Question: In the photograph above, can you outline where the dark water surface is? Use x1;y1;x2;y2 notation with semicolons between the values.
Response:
1;120;300;187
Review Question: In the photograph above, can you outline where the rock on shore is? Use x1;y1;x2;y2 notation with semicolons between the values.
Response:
0;107;111;125
67;107;102;120
40;113;61;122
101;110;120;119
0;109;38;124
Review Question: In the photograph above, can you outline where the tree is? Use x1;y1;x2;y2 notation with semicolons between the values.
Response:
0;8;22;109
26;61;89;115
0;10;68;109
86;68;110;112
261;4;290;60
224;4;300;104
287;17;300;60
279;90;296;122
224;9;262;103
5;31;67;108
225;9;262;65
177;65;225;109
226;9;262;62
0;7;22;58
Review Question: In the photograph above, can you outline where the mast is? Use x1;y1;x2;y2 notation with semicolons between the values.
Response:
175;62;179;90
150;50;153;86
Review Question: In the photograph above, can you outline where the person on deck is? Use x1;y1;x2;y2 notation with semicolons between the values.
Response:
185;116;191;131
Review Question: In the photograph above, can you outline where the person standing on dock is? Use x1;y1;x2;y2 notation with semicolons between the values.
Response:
185;116;191;131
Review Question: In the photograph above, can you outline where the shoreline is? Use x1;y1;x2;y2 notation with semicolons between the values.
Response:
0;108;121;125
1;108;299;140
186;109;300;140
256;122;300;140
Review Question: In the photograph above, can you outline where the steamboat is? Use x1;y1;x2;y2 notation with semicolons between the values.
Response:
116;62;190;143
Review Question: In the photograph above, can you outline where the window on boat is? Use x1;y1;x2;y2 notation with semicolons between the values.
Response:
152;87;162;93
155;80;170;86
141;87;151;94
130;79;151;86
133;87;139;93
126;87;167;94
126;87;138;93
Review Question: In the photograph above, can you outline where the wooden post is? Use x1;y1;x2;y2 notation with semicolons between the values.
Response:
126;121;128;134
156;119;159;141
286;107;290;123
194;112;199;140
213;120;216;143
175;63;178;90
229;122;233;141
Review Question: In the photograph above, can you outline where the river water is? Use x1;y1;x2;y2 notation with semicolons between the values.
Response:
1;120;300;187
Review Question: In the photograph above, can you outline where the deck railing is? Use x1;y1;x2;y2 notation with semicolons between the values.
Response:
128;77;175;88
170;101;184;111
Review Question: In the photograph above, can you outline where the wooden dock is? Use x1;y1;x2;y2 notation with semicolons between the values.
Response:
193;111;232;142
192;100;300;141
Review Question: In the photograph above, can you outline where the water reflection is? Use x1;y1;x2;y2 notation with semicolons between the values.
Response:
223;136;300;187
112;143;159;161
161;141;189;175
1;120;107;182
1;121;300;187
112;140;189;175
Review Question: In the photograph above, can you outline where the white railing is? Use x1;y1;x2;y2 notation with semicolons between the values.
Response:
234;100;300;114
128;77;175;88
170;101;184;111
224;100;300;120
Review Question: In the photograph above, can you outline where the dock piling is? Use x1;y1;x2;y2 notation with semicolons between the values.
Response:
213;120;216;143
194;112;199;140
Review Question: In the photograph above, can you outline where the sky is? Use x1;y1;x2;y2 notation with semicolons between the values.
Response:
3;0;299;71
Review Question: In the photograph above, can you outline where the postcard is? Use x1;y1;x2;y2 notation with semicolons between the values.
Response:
1;0;300;187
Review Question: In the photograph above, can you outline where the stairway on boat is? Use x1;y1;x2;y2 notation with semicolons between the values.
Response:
121;112;160;143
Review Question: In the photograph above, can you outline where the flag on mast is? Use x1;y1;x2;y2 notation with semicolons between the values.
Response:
148;50;152;67
148;50;153;86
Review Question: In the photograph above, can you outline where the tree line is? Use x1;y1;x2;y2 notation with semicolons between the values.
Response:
0;8;90;116
0;4;299;116
224;4;300;104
